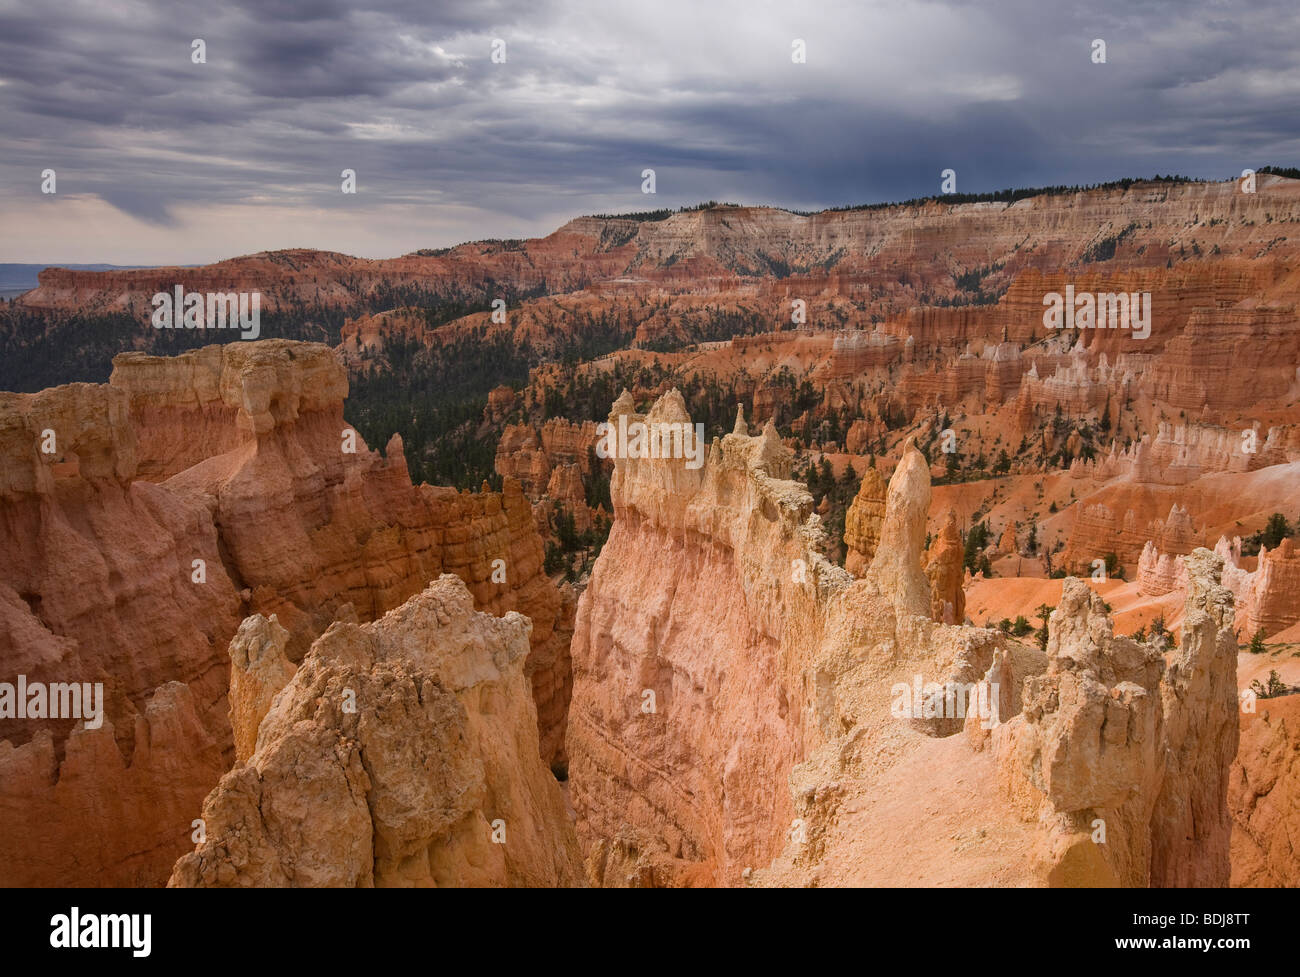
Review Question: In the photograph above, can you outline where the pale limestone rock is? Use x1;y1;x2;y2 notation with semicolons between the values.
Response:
866;440;933;620
227;614;295;764
1004;550;1238;887
1230;694;1300;887
170;575;583;888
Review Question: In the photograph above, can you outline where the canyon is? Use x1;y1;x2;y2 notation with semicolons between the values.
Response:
0;341;571;885
2;174;1298;887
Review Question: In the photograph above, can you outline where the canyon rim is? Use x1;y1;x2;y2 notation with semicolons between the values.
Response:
1;5;1298;966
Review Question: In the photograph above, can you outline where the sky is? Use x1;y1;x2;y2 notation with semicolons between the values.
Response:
1;0;1298;264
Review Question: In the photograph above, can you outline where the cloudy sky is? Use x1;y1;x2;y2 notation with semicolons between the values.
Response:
1;0;1298;264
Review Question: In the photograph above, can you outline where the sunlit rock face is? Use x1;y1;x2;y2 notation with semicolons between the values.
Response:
170;575;584;888
569;393;1241;888
0;341;571;885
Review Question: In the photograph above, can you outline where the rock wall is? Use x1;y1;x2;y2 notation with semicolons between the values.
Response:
567;393;843;885
112;341;573;768
0;340;573;886
843;466;886;576
996;552;1239;886
0;382;242;887
1243;539;1300;639
170;576;583;887
570;392;1243;888
1230;693;1300;887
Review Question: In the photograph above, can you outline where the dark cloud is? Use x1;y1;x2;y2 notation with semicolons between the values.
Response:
1;0;1297;261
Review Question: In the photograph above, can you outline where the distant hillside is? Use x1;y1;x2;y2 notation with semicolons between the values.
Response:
0;263;149;297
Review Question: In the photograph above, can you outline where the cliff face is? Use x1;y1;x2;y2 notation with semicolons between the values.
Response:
0;382;243;887
1230;693;1300;887
1000;552;1239;887
569;391;1241;887
0;341;572;886
111;342;573;768
1244;539;1300;639
169;575;583;888
21;177;1300;321
567;393;841;885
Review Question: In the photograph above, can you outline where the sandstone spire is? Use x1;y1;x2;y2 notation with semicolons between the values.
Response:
755;417;792;478
844;466;887;575
865;439;933;618
170;576;584;888
997;521;1017;555
924;511;966;624
227;613;295;764
610;388;636;421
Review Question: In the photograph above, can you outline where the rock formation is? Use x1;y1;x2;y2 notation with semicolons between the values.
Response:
865;441;934;619
1139;533;1300;641
1230;693;1300;887
9;175;1300;890
170;576;583;887
495;418;599;500
997;522;1018;556
1243;539;1300;639
843;466;886;576
112;342;574;769
0;380;242;887
567;390;845;885
1001;551;1239;886
0;341;572;886
227;614;295;764
925;512;966;624
569;392;1243;888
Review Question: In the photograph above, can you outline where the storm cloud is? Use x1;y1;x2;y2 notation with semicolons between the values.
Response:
1;0;1297;263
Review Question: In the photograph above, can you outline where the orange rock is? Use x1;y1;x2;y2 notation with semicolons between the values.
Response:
925;512;966;624
1243;538;1300;639
843;466;886;576
0;341;573;886
1230;692;1300;886
170;576;584;887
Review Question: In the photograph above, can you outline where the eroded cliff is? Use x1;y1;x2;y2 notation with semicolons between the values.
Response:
0;341;573;885
569;390;1242;887
169;575;583;887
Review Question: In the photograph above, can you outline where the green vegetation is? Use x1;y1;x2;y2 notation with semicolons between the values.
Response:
1034;603;1054;651
1081;221;1140;262
963;522;992;575
1251;669;1292;700
801;458;862;566
788;174;1208;217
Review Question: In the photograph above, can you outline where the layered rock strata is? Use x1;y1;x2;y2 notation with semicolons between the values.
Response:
1230;693;1300;887
570;392;1241;887
0;341;571;886
170;576;583;887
